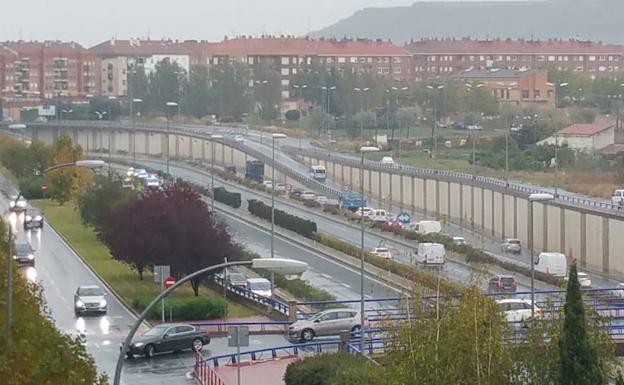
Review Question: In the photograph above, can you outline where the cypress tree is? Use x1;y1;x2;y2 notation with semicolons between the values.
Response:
558;262;606;385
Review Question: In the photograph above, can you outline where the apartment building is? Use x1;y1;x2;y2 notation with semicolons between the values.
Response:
453;68;556;109
0;41;99;108
90;38;194;96
407;38;624;80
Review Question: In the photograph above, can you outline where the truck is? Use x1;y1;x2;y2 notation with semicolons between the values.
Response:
310;165;327;182
245;160;264;182
416;243;446;265
339;191;367;210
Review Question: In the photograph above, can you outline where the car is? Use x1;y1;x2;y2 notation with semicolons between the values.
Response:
467;124;483;130
372;247;392;259
9;195;27;212
13;243;35;267
135;168;148;179
510;124;523;132
501;238;522;254
262;180;273;189
565;272;592;288
274;183;287;193
74;285;108;316
234;135;245;143
290;188;305;198
381;156;395;165
123;323;210;358
23;208;44;230
453;236;467;246
435;121;447;128
315;195;328;204
496;299;542;324
126;167;135;177
226;271;247;287
612;282;624;299
355;207;374;217
122;177;134;189
288;309;365;342
488;275;517;293
383;219;403;231
612;189;624;206
452;121;466;130
301;191;316;200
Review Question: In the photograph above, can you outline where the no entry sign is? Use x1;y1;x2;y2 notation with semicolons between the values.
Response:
164;276;176;288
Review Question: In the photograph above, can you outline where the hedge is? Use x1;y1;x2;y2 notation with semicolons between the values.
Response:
247;199;317;237
213;187;242;208
133;296;227;321
284;353;380;385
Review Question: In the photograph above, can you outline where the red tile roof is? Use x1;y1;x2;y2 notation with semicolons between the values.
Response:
599;143;624;156
406;38;624;55
557;121;615;136
90;39;196;56
1;41;88;55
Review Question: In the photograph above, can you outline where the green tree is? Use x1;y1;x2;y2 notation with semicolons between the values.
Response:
78;174;136;227
210;62;250;120
184;66;211;118
47;170;73;205
616;372;624;385
558;262;607;385
128;65;150;106
464;86;499;116
253;65;281;121
147;60;186;115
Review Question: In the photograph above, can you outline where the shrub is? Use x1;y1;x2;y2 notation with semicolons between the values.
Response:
247;199;318;237
302;199;321;208
213;187;242;208
284;353;380;385
135;296;227;321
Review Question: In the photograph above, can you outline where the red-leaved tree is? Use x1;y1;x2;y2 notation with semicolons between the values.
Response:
98;180;236;294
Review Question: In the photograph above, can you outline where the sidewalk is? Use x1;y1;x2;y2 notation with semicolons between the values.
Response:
215;356;299;385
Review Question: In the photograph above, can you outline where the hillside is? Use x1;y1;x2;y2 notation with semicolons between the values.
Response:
311;0;624;44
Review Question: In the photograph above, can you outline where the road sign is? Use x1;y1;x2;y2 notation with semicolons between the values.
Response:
153;265;170;284
164;276;176;288
397;212;412;224
40;185;48;191
228;326;249;347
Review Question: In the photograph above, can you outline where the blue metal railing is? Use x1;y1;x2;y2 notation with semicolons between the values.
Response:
211;274;289;315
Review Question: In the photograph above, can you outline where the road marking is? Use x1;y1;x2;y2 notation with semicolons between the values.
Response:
321;273;333;280
341;283;351;288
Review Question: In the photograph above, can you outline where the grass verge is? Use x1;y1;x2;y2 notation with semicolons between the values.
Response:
34;199;257;320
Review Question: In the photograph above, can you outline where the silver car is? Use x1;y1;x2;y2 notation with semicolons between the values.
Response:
288;309;364;342
74;285;108;316
501;238;522;254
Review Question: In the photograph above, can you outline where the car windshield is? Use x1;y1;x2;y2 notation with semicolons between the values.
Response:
78;287;103;296
15;244;32;253
375;248;389;252
250;281;271;291
143;325;169;336
508;240;520;245
501;277;515;285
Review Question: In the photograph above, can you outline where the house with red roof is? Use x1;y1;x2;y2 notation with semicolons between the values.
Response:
539;121;617;152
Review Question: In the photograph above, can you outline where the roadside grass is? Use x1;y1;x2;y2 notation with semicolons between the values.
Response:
34;199;256;319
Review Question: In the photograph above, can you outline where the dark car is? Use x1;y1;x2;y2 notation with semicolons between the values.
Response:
488;275;518;293
13;243;35;267
452;121;466;130
24;208;44;230
290;188;305;198
123;323;210;358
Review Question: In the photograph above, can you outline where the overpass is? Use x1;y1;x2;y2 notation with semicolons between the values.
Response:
11;120;624;281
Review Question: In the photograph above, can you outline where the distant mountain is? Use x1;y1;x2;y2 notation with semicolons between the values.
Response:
311;0;624;45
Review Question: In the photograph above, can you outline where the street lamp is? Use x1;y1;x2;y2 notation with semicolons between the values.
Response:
165;102;178;175
5;159;105;339
321;86;337;139
113;258;308;385
387;86;409;142
426;84;445;158
131;98;143;165
528;193;554;319
209;134;223;212
270;135;288;255
354;88;370;143
359;145;379;354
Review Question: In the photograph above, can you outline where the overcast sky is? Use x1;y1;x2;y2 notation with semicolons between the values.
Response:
0;0;421;47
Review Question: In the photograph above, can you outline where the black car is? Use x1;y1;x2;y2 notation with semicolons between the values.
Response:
488;275;517;293
24;208;44;230
13;243;35;267
290;188;305;198
123;323;210;358
452;121;466;130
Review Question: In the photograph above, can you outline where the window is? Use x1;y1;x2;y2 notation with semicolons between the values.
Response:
548;56;555;62
350;57;358;63
522;90;529;99
599;56;607;61
320;312;338;322
377;57;383;63
394;67;402;74
175;325;194;334
533;89;541;99
281;68;289;76
393;57;401;63
338;57;346;63
384;57;389;63
359;57;366;63
281;57;289;65
281;79;289;86
589;56;596;61
537;56;545;62
547;89;554;98
281;90;290;99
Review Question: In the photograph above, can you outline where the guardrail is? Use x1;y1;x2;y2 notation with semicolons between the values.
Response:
191;320;292;335
282;145;624;212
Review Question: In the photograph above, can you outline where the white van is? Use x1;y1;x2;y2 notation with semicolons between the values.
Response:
368;209;388;222
535;252;567;277
410;220;442;235
246;278;272;298
416;243;446;265
612;189;624;206
381;156;395;165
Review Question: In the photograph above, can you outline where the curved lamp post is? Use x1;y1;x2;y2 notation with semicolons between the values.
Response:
528;193;554;319
113;258;308;385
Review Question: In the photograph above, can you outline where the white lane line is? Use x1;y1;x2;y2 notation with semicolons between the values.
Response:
321;273;333;280
341;283;351;289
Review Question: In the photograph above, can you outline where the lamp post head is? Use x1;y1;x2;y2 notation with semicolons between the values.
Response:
210;134;224;140
133;98;143;103
75;160;106;169
251;258;308;275
166;102;178;107
108;96;117;100
272;133;287;139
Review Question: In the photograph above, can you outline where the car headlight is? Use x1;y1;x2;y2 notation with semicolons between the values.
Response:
35;216;42;221
9;202;15;207
12;255;17;260
133;342;144;348
75;300;85;307
17;201;26;207
25;215;32;221
290;326;299;331
99;299;107;307
27;254;34;260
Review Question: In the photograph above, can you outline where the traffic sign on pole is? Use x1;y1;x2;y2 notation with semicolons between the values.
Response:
397;212;412;224
164;276;176;288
